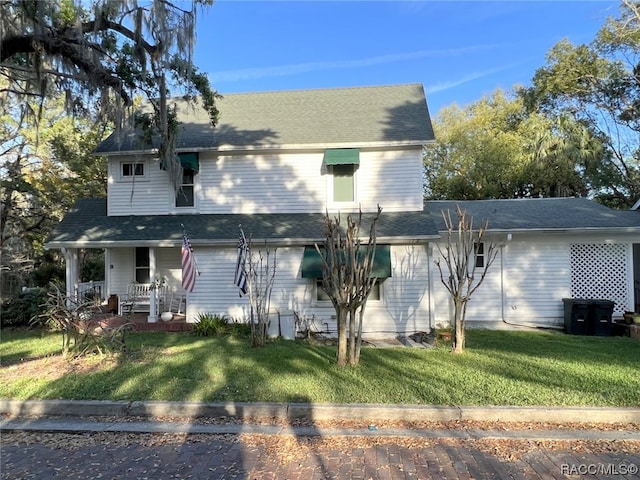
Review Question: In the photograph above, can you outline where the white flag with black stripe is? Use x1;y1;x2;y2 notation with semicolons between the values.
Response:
234;229;249;296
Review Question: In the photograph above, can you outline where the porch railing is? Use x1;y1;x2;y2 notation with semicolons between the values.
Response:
77;280;105;302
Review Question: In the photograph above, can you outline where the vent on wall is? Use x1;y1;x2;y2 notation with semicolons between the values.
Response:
570;243;628;315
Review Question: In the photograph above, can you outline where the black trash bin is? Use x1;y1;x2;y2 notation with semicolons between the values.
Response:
591;299;615;336
562;298;591;335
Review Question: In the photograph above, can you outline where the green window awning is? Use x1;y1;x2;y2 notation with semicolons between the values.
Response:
179;153;199;172
324;148;360;166
301;244;391;278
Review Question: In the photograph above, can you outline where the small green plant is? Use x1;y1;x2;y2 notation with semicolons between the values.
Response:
226;320;251;338
193;313;231;337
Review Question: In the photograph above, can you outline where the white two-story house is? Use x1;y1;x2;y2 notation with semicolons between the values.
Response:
46;83;640;335
47;84;441;336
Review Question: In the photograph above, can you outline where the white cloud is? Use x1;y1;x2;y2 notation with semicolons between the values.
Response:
426;64;520;95
210;45;502;83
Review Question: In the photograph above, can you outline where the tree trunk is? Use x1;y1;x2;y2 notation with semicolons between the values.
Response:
348;308;357;365
453;299;466;354
354;305;365;365
336;307;348;366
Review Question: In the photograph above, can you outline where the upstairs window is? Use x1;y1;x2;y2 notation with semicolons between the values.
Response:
121;161;145;179
332;164;355;202
174;153;199;208
325;148;359;204
176;169;195;208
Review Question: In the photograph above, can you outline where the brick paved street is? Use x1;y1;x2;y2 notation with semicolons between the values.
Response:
2;431;639;479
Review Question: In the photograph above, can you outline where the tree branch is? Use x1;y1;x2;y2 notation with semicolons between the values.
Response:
1;33;131;105
77;17;159;58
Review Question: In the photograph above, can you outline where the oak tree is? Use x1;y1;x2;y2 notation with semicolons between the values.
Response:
1;0;219;190
522;0;640;207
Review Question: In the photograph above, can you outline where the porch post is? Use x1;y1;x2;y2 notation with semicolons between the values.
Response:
61;248;79;306
148;247;157;323
104;249;112;297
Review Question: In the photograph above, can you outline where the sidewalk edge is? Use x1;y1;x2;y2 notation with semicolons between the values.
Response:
2;400;639;424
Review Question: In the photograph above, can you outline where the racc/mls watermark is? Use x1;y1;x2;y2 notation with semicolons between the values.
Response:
561;462;638;476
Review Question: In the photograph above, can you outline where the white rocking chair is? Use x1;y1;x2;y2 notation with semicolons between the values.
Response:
167;294;186;315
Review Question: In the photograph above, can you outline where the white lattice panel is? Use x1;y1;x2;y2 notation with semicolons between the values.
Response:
570;244;628;314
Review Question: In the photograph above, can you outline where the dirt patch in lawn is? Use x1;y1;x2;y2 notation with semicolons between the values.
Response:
0;354;117;383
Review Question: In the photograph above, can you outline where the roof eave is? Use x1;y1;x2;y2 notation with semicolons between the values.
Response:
94;139;435;157
45;234;441;250
436;227;640;235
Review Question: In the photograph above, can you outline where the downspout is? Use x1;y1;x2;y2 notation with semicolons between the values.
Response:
500;237;508;325
426;243;435;332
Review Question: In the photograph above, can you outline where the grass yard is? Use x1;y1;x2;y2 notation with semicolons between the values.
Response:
1;328;639;407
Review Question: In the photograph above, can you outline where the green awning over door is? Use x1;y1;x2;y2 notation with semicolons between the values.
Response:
324;148;360;166
301;244;391;278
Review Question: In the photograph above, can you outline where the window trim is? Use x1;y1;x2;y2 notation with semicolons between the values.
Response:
327;163;358;206
175;168;196;208
135;247;150;284
474;242;485;269
119;160;147;181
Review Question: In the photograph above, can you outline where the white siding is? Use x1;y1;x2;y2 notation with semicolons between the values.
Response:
430;244;504;326
105;232;636;331
107;243;431;337
355;150;424;213
156;248;182;297
108;148;424;216
430;232;636;328
464;265;503;323
503;240;571;325
504;233;636;323
107;157;175;216
108;248;134;297
199;152;325;214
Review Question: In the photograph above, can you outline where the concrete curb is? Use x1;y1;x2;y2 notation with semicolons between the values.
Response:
2;417;640;441
2;400;640;424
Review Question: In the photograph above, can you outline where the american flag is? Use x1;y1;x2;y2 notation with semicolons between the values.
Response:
181;231;198;293
234;230;249;296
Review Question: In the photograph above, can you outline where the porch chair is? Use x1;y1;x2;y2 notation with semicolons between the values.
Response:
118;283;167;316
167;294;186;315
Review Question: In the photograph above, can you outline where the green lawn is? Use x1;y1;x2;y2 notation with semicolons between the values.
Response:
1;328;639;406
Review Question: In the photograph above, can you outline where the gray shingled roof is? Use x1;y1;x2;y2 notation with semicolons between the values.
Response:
95;84;434;154
426;198;640;232
47;197;640;249
46;198;440;248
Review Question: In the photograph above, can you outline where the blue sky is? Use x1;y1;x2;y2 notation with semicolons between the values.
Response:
193;1;618;116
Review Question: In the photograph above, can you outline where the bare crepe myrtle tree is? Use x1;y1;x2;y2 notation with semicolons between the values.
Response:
316;206;382;366
435;205;500;353
245;238;277;348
